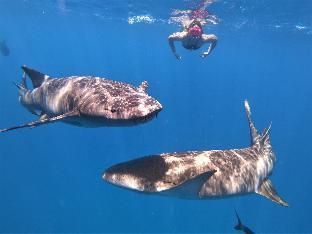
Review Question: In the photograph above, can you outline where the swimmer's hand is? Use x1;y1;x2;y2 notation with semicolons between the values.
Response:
201;52;210;58
174;53;182;60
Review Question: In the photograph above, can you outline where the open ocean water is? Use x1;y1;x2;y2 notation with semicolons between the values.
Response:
0;0;312;233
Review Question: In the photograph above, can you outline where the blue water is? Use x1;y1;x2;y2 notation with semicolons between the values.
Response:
0;0;312;232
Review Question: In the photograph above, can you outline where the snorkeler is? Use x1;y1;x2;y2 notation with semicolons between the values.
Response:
168;0;218;59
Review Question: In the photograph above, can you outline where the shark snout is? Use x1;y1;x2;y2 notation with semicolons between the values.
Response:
102;169;144;191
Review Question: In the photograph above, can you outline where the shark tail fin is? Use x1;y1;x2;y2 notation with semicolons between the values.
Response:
244;100;260;146
22;70;28;89
257;178;289;207
260;122;272;148
21;65;49;88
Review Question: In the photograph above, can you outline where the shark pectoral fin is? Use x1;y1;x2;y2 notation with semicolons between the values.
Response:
257;178;289;207
161;170;217;198
0;110;79;133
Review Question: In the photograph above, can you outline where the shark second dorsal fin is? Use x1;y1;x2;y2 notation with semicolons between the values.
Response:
257;178;289;207
244;100;260;146
21;65;49;89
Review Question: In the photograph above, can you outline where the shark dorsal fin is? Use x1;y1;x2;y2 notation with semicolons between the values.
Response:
21;65;49;88
257;178;289;207
138;81;149;92
244;100;260;146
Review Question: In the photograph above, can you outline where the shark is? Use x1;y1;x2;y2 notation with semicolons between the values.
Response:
0;40;10;56
0;66;162;132
103;100;288;207
234;210;254;234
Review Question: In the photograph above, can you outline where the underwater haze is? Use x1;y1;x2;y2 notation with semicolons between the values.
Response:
0;0;312;232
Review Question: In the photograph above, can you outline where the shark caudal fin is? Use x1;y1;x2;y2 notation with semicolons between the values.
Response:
244;100;273;149
257;178;289;207
21;65;49;88
244;100;260;146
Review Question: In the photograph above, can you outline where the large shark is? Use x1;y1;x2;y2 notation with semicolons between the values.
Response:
0;66;162;132
103;100;288;207
0;40;10;56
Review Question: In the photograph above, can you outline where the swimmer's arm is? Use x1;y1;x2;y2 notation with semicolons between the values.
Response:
201;34;218;58
168;32;187;60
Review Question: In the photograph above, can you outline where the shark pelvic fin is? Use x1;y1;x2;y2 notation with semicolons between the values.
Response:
138;81;149;92
244;100;260;146
21;65;49;88
0;110;79;133
257;178;289;207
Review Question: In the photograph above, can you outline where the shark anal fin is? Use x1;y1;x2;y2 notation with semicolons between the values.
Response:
257;178;289;207
0;110;79;133
161;170;216;198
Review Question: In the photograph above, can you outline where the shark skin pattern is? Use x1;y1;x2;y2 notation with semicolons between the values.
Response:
0;66;162;132
103;100;288;207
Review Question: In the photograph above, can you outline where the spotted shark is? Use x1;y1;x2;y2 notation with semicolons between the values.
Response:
0;66;162;132
103;100;288;207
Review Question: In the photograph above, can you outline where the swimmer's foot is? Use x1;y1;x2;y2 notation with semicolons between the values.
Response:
201;52;209;58
174;53;182;60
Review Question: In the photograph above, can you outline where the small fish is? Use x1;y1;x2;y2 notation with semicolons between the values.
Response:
0;40;10;56
0;66;162;132
234;210;254;234
103;100;288;207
